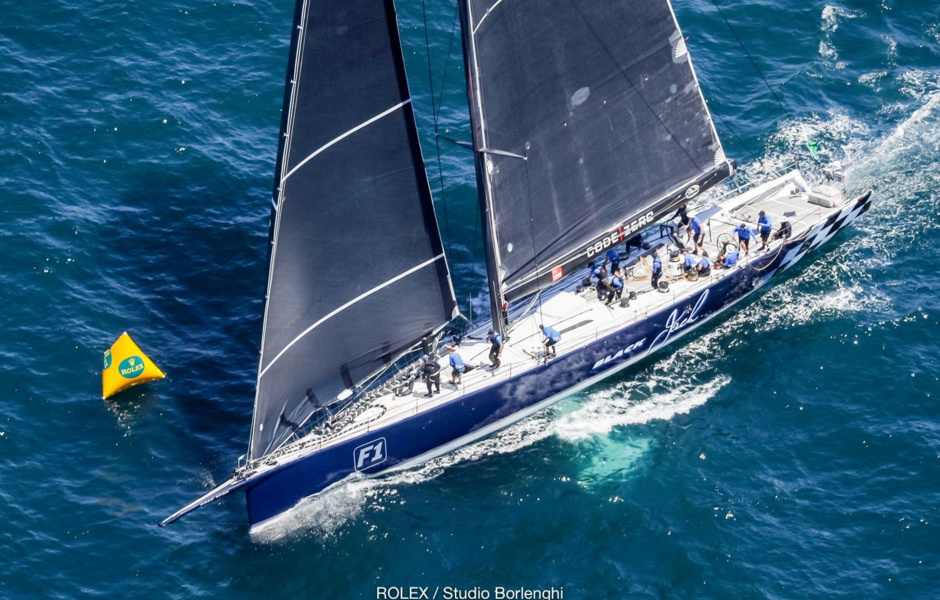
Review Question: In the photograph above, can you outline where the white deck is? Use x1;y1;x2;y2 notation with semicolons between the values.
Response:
254;169;850;469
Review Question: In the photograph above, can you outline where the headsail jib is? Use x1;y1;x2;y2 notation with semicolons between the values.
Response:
458;0;734;304
249;0;457;461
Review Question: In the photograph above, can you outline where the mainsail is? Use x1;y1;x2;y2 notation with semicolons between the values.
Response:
250;0;458;460
459;0;734;314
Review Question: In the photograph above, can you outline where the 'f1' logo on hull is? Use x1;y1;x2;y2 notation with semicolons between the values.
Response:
354;438;387;471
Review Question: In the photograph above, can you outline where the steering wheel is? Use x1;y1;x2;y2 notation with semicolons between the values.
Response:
716;233;735;254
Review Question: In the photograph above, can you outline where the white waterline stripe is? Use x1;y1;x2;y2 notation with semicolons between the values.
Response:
259;253;445;378
281;100;410;183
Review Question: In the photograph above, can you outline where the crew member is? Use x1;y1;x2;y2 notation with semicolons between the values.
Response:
594;267;611;301
673;204;692;239
757;211;772;251
682;248;696;274
590;262;609;300
605;248;621;274
736;223;753;253
696;251;711;277
690;216;705;253
421;355;441;397
487;329;504;369
607;271;624;305
590;261;607;279
626;233;643;252
447;346;466;385
651;253;663;290
539;324;561;358
716;244;739;269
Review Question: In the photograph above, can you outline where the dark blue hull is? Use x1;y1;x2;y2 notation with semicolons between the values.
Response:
244;193;872;527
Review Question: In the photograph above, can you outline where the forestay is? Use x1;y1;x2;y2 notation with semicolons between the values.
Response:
460;0;734;303
250;0;458;460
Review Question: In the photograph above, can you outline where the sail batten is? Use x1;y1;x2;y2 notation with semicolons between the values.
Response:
257;253;446;379
281;100;412;183
459;0;733;304
249;0;457;460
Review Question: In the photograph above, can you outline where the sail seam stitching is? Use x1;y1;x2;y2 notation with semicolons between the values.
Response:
259;253;446;379
281;100;411;183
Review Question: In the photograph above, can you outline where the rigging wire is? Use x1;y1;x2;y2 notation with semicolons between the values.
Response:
435;2;461;121
711;110;761;164
708;0;794;121
421;0;453;257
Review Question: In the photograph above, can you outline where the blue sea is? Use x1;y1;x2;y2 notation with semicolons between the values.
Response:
1;0;938;598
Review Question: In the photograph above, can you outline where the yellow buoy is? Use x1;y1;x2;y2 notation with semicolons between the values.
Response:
102;332;166;399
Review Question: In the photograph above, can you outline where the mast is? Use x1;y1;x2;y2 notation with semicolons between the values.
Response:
458;0;508;337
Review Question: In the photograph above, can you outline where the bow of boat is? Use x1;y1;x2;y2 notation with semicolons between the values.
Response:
159;475;252;527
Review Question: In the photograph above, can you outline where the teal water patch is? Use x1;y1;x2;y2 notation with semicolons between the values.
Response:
577;435;653;488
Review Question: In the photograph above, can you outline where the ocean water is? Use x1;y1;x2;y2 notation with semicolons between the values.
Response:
1;0;939;598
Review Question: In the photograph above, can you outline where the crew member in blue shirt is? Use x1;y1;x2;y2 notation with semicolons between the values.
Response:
590;262;609;300
605;248;621;275
736;223;753;253
696;251;711;277
539;324;561;358
651;253;663;290
487;329;504;369
606;271;624;305
447;346;466;385
757;211;772;251
717;244;739;269
590;261;607;279
690;216;704;254
682;248;697;274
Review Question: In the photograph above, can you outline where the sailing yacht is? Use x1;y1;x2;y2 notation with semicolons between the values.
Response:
161;0;873;530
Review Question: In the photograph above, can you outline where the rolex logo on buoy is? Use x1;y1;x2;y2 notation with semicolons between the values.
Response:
119;356;146;379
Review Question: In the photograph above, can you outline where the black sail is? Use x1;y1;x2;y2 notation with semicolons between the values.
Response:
459;0;734;303
250;0;458;459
